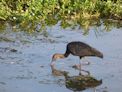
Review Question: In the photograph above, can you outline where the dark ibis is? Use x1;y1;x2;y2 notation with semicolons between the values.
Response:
51;41;103;73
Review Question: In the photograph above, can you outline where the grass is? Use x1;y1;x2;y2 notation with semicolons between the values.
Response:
0;0;122;32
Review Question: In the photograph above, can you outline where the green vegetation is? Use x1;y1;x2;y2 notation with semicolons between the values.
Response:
0;0;122;32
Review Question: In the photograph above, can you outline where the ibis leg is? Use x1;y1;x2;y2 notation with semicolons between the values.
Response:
79;57;90;75
79;57;83;75
81;57;90;65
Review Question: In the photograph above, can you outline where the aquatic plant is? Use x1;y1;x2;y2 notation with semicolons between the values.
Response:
0;0;122;32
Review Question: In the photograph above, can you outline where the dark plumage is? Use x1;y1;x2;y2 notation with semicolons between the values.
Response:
51;41;103;66
64;41;103;58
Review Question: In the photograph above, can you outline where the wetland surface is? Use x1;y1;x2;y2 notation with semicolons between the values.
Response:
0;23;122;92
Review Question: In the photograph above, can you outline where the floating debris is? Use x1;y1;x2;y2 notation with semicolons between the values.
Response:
0;47;18;53
0;37;15;42
10;49;17;52
40;65;44;68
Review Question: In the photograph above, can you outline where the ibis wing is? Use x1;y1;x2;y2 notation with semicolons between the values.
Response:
67;42;93;56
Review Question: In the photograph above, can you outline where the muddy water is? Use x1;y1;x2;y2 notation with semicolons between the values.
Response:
0;24;122;92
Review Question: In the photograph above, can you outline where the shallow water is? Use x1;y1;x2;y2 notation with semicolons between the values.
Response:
0;23;122;92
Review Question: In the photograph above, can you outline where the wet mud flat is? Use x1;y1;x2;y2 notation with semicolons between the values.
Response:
0;24;122;92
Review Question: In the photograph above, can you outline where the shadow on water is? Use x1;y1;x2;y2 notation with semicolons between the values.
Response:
51;66;102;92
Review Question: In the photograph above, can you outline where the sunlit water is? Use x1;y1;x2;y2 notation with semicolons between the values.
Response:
0;23;122;92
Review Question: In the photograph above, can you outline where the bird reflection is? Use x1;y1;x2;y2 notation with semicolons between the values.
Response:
51;61;90;76
51;65;68;76
72;64;90;75
64;74;102;92
51;66;102;92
